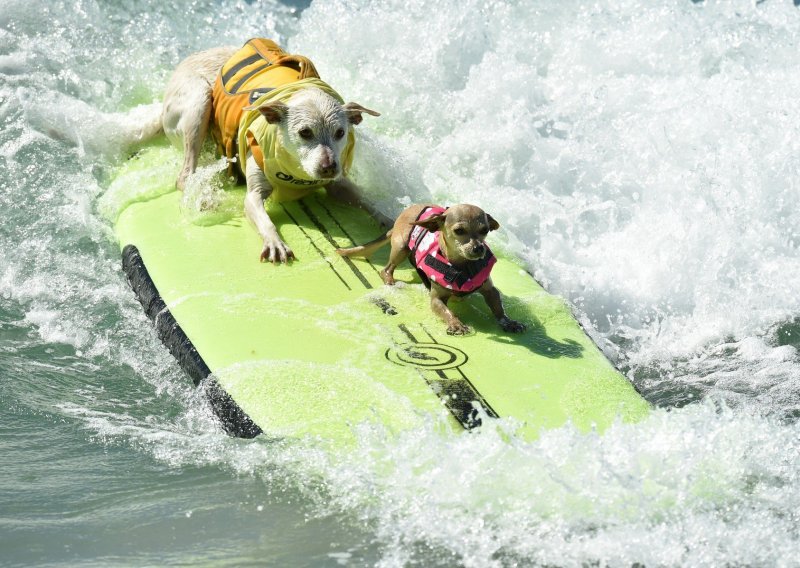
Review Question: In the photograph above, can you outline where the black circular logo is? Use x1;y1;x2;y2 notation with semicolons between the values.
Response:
385;342;468;370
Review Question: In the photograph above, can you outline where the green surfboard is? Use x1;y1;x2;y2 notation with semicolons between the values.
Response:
109;141;649;445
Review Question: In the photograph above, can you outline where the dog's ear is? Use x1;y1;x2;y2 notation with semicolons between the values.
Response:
411;213;446;232
486;213;500;231
244;100;288;124
343;102;380;125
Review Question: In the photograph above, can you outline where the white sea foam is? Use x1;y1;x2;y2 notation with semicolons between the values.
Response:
3;0;800;565
293;0;800;364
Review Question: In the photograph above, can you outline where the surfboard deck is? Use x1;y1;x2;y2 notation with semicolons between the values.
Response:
111;142;649;444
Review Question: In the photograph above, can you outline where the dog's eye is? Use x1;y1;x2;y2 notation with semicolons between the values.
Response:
453;228;467;236
334;128;345;140
298;128;314;139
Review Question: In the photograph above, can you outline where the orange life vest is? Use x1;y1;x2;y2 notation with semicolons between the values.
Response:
211;38;323;181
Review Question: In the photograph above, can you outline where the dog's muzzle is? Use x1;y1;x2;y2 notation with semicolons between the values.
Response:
318;161;338;179
465;243;486;260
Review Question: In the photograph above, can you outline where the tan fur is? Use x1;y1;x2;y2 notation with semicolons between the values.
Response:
337;204;526;335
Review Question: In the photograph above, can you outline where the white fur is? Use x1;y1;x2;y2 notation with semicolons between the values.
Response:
161;47;235;186
278;88;351;180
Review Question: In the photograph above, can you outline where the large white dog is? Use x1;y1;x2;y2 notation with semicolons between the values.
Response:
161;38;381;263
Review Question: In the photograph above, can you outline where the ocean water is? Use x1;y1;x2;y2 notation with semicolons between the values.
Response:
2;0;800;566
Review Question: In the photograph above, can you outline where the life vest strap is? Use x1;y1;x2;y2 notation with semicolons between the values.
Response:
221;53;263;86
229;62;273;94
218;38;320;96
423;253;493;289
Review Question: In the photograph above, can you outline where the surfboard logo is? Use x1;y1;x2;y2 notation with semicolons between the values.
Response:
275;171;321;185
386;324;498;430
386;342;467;371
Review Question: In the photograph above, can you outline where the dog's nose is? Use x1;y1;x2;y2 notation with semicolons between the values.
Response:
472;243;485;257
319;161;338;178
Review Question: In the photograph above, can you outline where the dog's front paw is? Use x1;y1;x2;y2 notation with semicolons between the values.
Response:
499;316;526;333
260;238;295;264
446;321;472;336
379;268;396;286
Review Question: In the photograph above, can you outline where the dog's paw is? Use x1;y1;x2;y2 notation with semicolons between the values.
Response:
446;322;472;336
379;270;396;286
260;239;295;264
499;317;526;333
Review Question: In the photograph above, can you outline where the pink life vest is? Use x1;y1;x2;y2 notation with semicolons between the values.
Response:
407;206;497;295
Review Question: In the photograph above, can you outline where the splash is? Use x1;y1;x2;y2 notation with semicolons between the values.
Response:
4;0;800;565
289;0;800;411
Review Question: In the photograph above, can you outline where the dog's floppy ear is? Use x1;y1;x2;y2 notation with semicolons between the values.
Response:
411;213;446;232
343;102;380;125
486;213;500;231
244;100;288;124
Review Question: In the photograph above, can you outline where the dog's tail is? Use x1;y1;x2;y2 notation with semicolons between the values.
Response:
335;230;392;258
20;88;163;158
119;101;164;145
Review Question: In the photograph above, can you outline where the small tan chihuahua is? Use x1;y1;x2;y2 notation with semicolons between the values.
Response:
337;204;526;335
